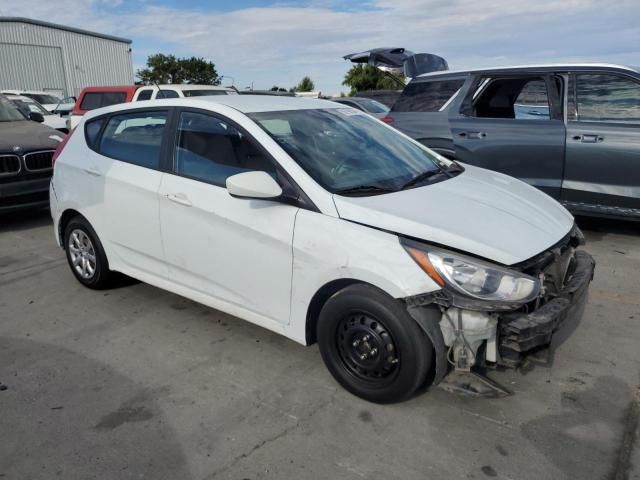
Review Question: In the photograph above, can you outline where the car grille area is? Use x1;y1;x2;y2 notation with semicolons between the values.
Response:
24;151;55;172
0;154;21;176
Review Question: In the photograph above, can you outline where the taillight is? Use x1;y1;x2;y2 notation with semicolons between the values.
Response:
381;116;394;123
52;127;76;166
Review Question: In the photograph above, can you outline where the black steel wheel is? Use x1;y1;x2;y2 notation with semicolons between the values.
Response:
317;284;434;403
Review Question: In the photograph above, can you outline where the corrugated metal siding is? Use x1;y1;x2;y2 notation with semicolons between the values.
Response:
0;20;133;97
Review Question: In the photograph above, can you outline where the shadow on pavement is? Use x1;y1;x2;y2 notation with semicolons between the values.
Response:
0;337;191;479
0;208;52;233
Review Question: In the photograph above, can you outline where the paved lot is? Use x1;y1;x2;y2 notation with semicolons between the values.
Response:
1;209;639;480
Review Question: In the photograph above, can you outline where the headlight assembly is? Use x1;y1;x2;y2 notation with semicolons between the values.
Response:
402;239;540;308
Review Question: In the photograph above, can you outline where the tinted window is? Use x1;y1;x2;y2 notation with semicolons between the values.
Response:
514;80;550;119
136;89;153;101
24;93;60;104
474;76;550;119
576;73;640;123
250;109;444;193
80;92;127;111
157;90;179;99
99;111;167;169
392;79;464;112
175;111;274;186
85;118;105;147
182;90;228;97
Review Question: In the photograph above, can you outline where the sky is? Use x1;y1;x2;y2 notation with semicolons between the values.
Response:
0;0;638;95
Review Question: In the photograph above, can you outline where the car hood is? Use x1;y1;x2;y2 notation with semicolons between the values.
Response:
0;120;63;153
332;165;574;265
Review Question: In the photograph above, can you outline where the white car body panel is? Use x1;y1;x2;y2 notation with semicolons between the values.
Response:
51;95;575;346
333;164;574;265
158;172;297;325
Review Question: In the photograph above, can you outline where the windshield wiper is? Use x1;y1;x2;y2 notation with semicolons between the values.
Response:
335;185;395;196
399;170;445;190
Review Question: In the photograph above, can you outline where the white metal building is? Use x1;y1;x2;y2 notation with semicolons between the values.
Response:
0;17;133;97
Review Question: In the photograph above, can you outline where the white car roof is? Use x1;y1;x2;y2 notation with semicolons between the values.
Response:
87;95;343;118
1;89;59;95
139;84;232;92
5;94;34;102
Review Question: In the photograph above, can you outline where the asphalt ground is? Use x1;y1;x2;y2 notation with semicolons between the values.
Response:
1;209;639;480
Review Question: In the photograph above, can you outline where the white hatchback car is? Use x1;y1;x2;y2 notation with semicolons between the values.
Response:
50;96;594;403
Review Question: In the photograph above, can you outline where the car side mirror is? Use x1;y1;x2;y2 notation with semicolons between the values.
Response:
29;111;45;123
226;171;283;199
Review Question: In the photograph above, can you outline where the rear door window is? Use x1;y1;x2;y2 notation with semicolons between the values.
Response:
472;76;551;119
156;90;179;99
392;79;464;112
98;110;168;169
575;73;640;123
174;110;275;186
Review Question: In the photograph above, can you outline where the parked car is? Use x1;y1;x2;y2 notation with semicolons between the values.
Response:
0;94;62;212
347;51;640;220
0;89;66;113
68;84;237;129
6;95;69;133
50;95;594;403
330;96;390;118
354;90;402;108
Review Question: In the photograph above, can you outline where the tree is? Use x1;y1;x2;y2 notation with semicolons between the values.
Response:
293;76;315;92
342;64;404;96
137;54;220;85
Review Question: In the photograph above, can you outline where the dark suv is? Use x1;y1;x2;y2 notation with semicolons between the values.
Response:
344;51;640;220
0;94;62;212
385;64;640;220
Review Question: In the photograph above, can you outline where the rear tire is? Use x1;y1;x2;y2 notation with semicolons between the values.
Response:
317;284;433;403
64;216;114;289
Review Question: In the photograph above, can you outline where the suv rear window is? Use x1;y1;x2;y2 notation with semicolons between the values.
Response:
391;79;464;112
80;92;128;111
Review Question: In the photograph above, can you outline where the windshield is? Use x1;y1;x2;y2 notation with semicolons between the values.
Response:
12;99;49;116
182;90;228;97
23;93;60;105
0;96;26;122
356;98;389;114
249;108;447;193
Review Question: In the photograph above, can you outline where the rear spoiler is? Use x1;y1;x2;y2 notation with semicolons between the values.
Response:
343;48;448;78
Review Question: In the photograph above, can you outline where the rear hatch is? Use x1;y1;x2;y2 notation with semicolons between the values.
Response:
343;48;448;78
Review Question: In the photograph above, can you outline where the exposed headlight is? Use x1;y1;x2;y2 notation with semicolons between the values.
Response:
402;240;540;307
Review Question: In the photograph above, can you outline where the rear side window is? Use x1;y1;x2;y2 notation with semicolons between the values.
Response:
98;110;168;169
85;118;105;147
473;76;550;120
157;90;179;99
392;79;464;112
80;92;127;111
575;73;640;123
174;111;274;186
136;89;153;101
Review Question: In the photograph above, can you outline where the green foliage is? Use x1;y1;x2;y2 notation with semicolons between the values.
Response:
342;64;404;96
293;76;315;92
137;54;220;85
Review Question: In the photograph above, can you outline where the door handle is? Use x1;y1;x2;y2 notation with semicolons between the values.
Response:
84;166;101;176
572;134;603;143
459;131;487;139
166;193;192;207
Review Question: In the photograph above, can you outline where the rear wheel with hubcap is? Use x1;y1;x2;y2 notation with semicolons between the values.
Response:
64;216;114;289
317;284;434;403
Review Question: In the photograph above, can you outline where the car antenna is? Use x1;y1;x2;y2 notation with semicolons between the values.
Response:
152;79;164;99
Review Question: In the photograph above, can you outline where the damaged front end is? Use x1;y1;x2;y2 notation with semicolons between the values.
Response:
403;226;595;396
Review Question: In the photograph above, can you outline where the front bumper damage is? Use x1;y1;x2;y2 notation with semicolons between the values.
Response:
406;247;595;396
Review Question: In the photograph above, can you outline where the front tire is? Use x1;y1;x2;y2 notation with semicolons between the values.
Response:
317;284;434;403
64;216;114;289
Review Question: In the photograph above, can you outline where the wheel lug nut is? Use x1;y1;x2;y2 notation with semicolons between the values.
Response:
352;339;360;347
360;354;367;360
370;348;378;356
363;335;370;341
